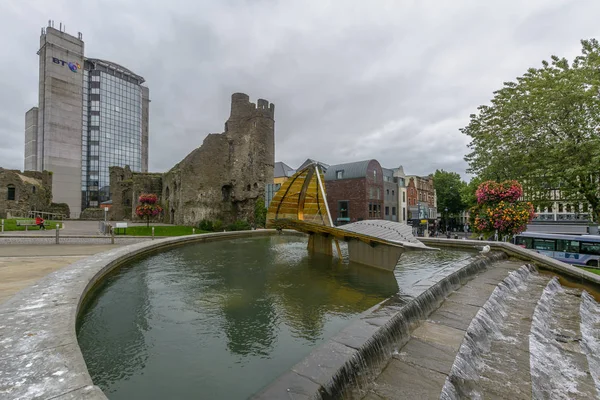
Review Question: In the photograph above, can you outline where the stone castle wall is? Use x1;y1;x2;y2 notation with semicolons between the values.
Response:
109;92;274;226
109;166;163;221
0;168;55;218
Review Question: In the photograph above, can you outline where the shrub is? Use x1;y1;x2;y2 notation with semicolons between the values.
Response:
198;219;214;232
254;198;267;228
198;219;224;232
226;220;251;231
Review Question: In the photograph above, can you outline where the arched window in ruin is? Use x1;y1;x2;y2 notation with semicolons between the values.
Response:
32;185;36;194
7;185;16;201
222;185;232;201
165;186;170;199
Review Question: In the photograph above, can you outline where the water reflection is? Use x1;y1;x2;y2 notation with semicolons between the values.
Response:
77;265;151;394
77;236;464;400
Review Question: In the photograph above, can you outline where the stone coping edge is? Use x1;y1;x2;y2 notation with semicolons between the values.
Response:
251;251;508;399
419;238;600;288
0;229;303;400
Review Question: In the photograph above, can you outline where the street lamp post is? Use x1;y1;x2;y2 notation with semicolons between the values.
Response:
444;207;448;231
417;203;422;236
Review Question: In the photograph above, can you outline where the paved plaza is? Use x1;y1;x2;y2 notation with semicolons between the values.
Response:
0;244;125;304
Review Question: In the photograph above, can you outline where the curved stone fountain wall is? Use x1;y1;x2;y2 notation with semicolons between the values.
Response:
0;230;301;400
1;236;599;400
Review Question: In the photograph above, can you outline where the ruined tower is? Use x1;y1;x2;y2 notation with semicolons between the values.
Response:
224;93;275;221
159;93;275;225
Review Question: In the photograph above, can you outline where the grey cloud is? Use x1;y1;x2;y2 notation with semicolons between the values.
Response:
2;0;600;182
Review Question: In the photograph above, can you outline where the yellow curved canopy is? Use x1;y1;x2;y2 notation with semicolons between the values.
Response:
266;164;331;228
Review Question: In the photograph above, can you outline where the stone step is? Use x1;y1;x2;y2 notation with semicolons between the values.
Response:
530;278;597;399
440;264;549;399
361;261;600;400
362;260;523;400
580;291;600;394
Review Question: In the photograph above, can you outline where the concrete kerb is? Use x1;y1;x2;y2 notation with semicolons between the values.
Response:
0;229;303;400
419;238;600;288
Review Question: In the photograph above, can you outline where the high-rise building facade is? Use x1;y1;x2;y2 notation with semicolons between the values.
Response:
81;59;149;209
25;22;149;216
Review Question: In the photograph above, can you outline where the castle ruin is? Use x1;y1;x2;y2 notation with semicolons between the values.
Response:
110;93;275;225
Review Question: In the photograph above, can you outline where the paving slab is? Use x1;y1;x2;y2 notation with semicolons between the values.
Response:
411;321;465;352
393;337;456;375
0;304;75;358
0;244;125;305
252;370;321;400
372;358;447;400
445;285;497;308
48;385;106;400
0;344;93;400
291;341;357;386
427;301;480;331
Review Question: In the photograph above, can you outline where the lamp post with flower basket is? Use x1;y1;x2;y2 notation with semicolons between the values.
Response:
470;180;536;241
135;194;163;228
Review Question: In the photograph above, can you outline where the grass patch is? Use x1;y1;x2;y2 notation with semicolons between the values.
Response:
117;226;208;236
583;267;600;276
0;218;63;231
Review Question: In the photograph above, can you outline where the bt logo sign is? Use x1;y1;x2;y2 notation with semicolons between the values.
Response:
52;57;81;73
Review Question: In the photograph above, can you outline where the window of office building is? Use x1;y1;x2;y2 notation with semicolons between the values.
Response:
81;66;143;208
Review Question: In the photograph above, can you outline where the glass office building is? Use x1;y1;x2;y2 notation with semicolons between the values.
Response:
81;59;147;209
26;24;149;216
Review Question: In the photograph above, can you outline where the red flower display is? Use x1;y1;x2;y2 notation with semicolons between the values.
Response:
135;193;163;227
471;180;535;239
475;180;523;204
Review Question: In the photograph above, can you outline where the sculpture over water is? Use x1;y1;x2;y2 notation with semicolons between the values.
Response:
266;163;435;270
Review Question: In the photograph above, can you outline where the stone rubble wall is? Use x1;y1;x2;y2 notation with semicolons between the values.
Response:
109;93;274;227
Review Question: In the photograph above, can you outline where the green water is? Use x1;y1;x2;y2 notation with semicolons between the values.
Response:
77;236;470;399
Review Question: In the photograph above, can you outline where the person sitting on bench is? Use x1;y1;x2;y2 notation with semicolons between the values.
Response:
35;216;46;230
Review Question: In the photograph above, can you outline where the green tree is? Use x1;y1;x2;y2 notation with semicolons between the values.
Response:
463;39;600;222
460;176;483;209
433;169;467;214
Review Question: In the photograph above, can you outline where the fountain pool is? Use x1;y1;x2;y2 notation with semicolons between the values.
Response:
77;235;471;399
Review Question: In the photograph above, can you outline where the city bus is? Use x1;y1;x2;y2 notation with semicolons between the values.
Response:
514;232;600;268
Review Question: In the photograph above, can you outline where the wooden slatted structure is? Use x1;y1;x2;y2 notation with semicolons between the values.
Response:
266;164;332;227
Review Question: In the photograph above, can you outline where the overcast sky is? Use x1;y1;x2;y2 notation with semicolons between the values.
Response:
2;0;599;179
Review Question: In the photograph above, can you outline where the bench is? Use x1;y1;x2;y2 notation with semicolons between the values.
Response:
16;220;44;231
114;222;128;235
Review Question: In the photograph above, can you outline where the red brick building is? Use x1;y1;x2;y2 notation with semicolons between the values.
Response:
406;175;437;222
324;159;384;225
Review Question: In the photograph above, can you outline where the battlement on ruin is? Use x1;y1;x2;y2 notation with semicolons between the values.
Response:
230;93;275;120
